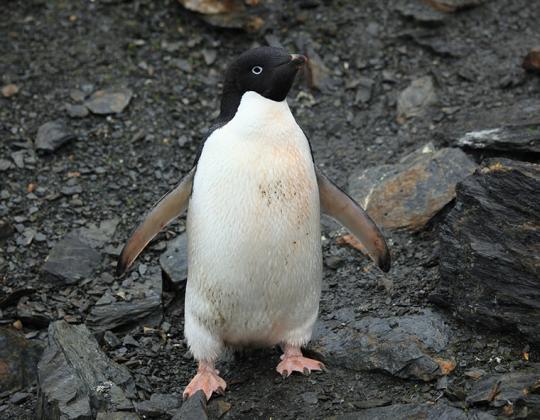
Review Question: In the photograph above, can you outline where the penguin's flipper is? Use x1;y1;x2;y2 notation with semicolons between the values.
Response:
116;167;196;276
316;169;391;272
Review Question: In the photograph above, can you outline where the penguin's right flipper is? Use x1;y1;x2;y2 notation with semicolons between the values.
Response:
316;169;391;272
116;167;196;276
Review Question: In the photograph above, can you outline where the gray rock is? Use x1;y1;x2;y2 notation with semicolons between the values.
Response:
0;159;12;171
9;391;30;405
35;120;75;152
79;218;120;248
436;159;540;345
428;0;487;12
42;232;102;284
0;328;43;393
349;145;477;231
85;87;133;115
65;103;89;118
136;393;181;417
393;0;447;23
354;77;375;104
312;310;454;381
172;390;207;420
329;402;495;420
37;321;136;419
160;233;188;288
0;219;14;240
96;413;140;420
445;98;540;154
399;29;468;58
103;331;121;348
466;368;540;418
397;76;437;121
86;267;162;332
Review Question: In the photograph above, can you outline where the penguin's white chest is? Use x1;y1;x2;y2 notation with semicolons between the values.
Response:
185;92;322;349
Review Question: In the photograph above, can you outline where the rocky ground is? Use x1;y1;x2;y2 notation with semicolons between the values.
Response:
1;0;539;419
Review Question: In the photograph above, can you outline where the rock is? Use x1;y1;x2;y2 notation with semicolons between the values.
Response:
207;400;231;418
523;48;540;73
85;87;133;115
0;219;14;240
86;267;162;332
9;391;30;405
306;46;333;92
397;76;437;121
348;144;477;231
96;413;140;420
65;103;89;118
42;232;102;284
446;99;540;154
329;402;495;420
17;297;52;328
160;233;188;288
394;0;447;24
79;218;120;248
466;368;540;418
172;390;207;420
354;77;375;104
37;321;136;419
103;331;121;348
312;309;454;381
35;120;76;152
436;159;540;344
178;0;263;32
398;29;468;58
136;393;181;417
0;327;43;393
426;0;487;13
0;159;12;171
1;83;19;97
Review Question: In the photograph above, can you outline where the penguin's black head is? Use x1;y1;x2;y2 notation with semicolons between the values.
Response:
219;47;306;120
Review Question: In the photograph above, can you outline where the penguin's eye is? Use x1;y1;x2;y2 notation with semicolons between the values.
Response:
251;66;263;75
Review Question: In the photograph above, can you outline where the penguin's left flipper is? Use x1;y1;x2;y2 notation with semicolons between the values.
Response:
316;169;391;272
116;167;196;277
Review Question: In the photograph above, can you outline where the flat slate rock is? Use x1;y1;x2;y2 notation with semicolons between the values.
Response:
159;233;188;288
329;402;495;420
349;144;477;231
397;76;437;121
312;309;453;381
42;231;102;284
85;87;133;115
136;393;181;418
393;0;447;23
0;327;43;393
442;98;540;154
436;159;540;344
86;266;162;332
37;320;136;420
466;367;540;418
172;391;207;420
35;120;75;152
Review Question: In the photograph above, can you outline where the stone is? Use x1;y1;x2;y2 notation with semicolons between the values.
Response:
444;98;540;154
436;159;540;344
65;103;89;118
172;390;207;420
103;331;121;348
397;76;437;121
85;87;133;115
96;413;140;420
329;402;495;420
160;233;188;288
312;309;454;381
399;29;468;58
523;48;540;73
0;219;14;240
16;297;52;328
37;321;136;419
9;391;30;405
394;0;447;23
35;120;76;152
306;46;333;92
348;144;477;231
427;0;487;12
0;159;12;171
466;368;540;418
354;77;375;104
42;232;102;284
86;267;162;332
1;83;19;97
0;327;43;393
79;218;120;248
136;393;181;417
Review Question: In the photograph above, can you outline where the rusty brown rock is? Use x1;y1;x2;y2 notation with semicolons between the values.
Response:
85;87;133;115
425;0;487;13
348;144;477;231
177;0;263;31
1;83;19;97
523;48;540;73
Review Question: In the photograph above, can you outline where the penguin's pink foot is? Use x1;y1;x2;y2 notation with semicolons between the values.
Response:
276;344;325;377
183;361;227;401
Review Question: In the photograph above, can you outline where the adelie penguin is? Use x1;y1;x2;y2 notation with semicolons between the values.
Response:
117;47;390;400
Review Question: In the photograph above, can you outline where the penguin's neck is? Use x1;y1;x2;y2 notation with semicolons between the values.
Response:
225;91;294;132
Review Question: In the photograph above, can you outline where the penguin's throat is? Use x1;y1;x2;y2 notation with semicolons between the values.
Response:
229;91;293;130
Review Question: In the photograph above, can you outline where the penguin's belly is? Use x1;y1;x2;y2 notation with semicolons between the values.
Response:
186;123;322;347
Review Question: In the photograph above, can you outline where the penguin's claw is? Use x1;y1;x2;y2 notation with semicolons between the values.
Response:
183;363;227;401
276;355;325;377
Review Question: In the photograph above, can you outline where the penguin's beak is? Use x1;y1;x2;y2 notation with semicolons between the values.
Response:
290;54;307;68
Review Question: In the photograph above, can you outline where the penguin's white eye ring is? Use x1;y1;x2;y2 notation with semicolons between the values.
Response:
251;66;263;75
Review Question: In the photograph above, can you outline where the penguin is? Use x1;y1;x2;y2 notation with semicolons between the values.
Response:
116;47;390;401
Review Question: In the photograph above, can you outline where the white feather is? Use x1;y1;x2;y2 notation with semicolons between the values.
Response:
185;91;322;361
